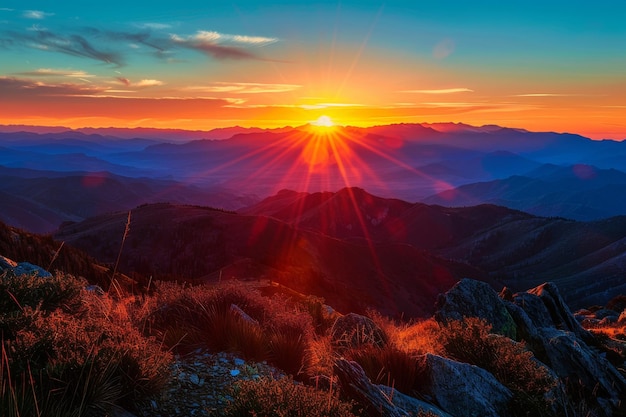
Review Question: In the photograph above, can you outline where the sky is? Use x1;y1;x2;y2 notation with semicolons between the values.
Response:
1;0;625;139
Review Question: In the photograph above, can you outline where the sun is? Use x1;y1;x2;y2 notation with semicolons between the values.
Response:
312;115;334;127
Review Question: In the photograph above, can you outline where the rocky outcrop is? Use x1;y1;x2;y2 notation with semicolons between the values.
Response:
330;313;387;349
378;385;452;417
334;358;407;417
504;283;626;416
0;255;52;278
431;278;626;416
423;354;513;417
435;278;516;339
527;282;594;343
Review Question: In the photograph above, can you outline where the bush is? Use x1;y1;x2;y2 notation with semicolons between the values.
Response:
345;345;429;396
0;271;84;315
438;317;558;416
225;377;361;417
1;272;172;416
146;281;314;376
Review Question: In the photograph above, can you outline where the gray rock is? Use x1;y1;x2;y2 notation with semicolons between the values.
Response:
506;288;626;416
0;255;52;278
435;278;517;339
527;282;593;343
378;385;453;417
424;354;513;417
536;327;625;415
594;309;619;321
330;313;387;349
512;292;554;329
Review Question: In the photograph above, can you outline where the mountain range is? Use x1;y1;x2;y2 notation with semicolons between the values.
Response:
49;187;626;317
2;122;626;233
2;122;626;315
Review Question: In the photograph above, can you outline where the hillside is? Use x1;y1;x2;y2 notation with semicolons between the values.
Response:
49;187;626;315
54;202;482;318
243;188;626;308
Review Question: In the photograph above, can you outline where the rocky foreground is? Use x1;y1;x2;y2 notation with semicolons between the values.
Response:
2;252;625;417
334;278;626;417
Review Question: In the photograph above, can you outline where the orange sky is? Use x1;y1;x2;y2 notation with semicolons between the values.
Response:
1;1;625;139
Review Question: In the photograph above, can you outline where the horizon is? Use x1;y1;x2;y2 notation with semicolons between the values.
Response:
0;121;623;143
1;1;625;140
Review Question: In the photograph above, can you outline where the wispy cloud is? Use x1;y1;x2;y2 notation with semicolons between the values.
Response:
0;76;107;97
514;93;573;97
116;77;164;88
5;28;124;65
402;88;474;94
171;30;277;60
0;8;14;11
17;68;95;78
23;10;54;20
1;25;279;65
433;38;454;59
184;82;299;94
135;22;172;30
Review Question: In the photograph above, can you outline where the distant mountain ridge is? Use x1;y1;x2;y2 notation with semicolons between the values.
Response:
2;122;626;235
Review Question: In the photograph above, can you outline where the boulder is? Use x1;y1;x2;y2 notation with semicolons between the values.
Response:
334;358;407;417
423;354;513;417
506;290;626;416
330;313;387;349
0;255;52;278
378;385;453;417
594;309;620;321
435;278;516;339
527;282;593;343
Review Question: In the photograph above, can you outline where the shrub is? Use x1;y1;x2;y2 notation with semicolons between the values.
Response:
0;271;84;315
345;345;429;396
1;272;172;416
438;317;558;416
146;281;314;376
224;377;361;417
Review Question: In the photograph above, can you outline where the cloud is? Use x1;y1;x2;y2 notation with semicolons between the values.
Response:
0;8;14;11
1;25;278;65
23;10;54;20
433;38;455;59
17;68;95;78
0;76;107;97
135;23;172;30
135;79;164;87
514;93;572;97
171;30;277;60
116;77;131;86
184;82;299;94
115;77;164;88
6;28;124;65
402;88;474;94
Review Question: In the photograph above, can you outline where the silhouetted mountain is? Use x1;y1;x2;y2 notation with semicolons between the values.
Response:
244;188;626;308
55;202;483;318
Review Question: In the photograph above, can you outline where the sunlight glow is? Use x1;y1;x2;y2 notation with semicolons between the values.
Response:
312;115;335;127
